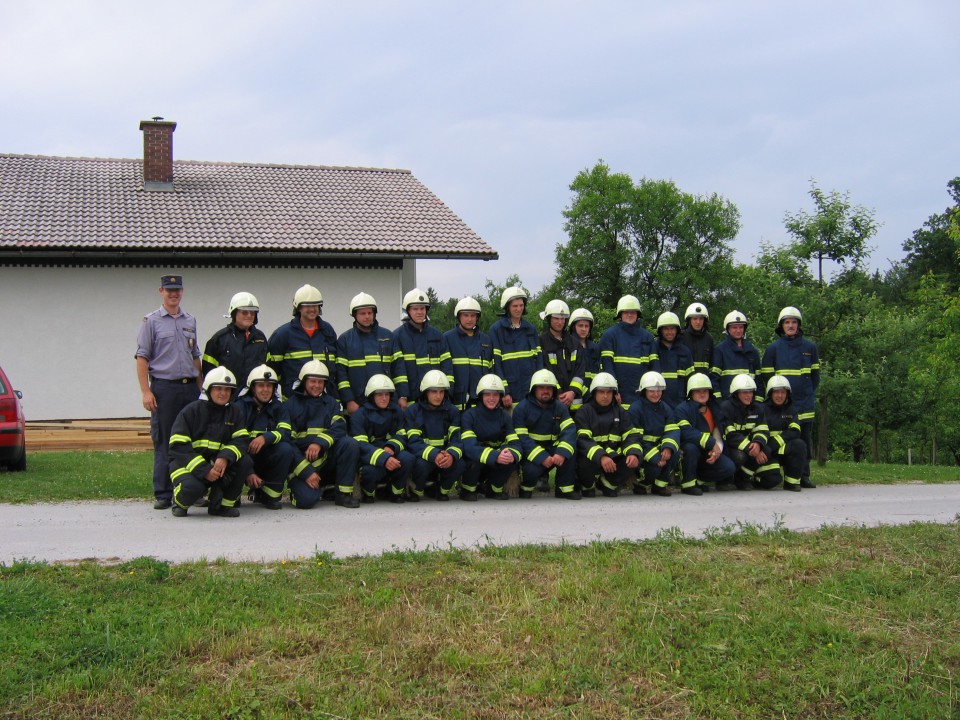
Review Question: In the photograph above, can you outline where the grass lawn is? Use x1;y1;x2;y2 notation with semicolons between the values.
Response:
0;451;957;503
1;522;957;718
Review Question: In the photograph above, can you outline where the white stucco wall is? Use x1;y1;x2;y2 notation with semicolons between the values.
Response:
0;262;418;420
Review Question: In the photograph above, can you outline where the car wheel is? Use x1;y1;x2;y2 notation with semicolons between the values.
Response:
11;441;26;472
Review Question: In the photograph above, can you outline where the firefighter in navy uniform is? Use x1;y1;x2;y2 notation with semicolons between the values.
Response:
169;367;249;518
488;286;543;409
284;360;361;509
575;372;643;498
267;284;338;400
236;365;294;510
441;297;494;411
568;307;601;414
761;306;820;488
717;374;768;491
394;288;448;410
336;292;400;415
202;292;268;397
538;300;586;409
654;311;695;407
598;295;659;406
460;375;522;500
677;302;714;375
513;369;579;499
351;374;414;504
757;375;808;491
710;310;762;401
674;373;736;495
628;371;681;497
404;370;465;501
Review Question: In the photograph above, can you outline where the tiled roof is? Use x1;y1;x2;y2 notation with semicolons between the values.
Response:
0;153;497;259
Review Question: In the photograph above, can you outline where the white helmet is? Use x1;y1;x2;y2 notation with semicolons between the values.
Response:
364;374;395;396
246;364;278;388
499;286;528;313
616;295;642;317
568;307;594;330
476;374;506;395
420;369;451;393
686;373;713;397
350;292;378;316
729;374;757;395
539;299;570;322
657;311;682;331
589;372;619;393
777;306;803;335
723;310;748;330
684;302;709;321
298;360;330;381
202;367;236;392
292;284;323;312
454;296;482;318
402;288;431;312
529;369;560;392
765;375;792;396
227;291;259;319
639;371;667;392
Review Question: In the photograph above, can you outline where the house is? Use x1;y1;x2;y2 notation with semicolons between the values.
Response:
0;119;497;420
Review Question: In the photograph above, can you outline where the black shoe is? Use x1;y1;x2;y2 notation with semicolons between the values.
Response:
653;485;673;497
800;478;816;489
495;491;509;500
406;492;421;503
255;492;282;510
581;488;597;498
482;486;497;499
336;492;359;509
715;482;736;492
698;484;711;493
518;490;533;499
601;486;619;498
735;481;753;491
154;498;172;510
632;484;648;496
558;490;581;500
681;486;704;496
171;505;188;517
360;494;376;504
193;496;210;508
535;479;551;492
784;482;802;492
208;506;239;517
460;491;478;502
390;494;406;504
436;492;450;502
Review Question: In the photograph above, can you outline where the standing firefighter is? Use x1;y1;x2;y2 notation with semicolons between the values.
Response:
654;311;695;407
394;288;447;409
267;284;338;400
538;299;585;408
761;306;820;488
677;302;714;374
628;371;681;497
568;307;601;413
169;367;249;518
236;365;294;510
202;291;268;396
351;374;414;504
460;375;522;500
285;361;360;509
575;373;643;498
513;369;578;499
404;370;465;501
442;297;494;411
336;292;400;415
711;310;762;401
599;295;659;406
488;286;542;409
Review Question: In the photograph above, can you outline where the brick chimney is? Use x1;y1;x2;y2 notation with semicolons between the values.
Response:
139;117;177;191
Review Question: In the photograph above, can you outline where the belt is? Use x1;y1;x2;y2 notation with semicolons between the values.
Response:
152;376;197;384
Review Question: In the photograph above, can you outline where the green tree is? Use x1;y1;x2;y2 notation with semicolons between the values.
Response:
784;181;879;286
899;176;960;289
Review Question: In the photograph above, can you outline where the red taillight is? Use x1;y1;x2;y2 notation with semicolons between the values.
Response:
0;397;17;423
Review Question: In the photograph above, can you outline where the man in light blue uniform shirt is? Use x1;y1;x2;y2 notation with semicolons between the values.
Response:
136;275;202;509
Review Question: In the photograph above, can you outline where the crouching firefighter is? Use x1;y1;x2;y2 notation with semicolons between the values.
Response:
628;371;681;497
674;373;736;495
513;369;578;499
404;370;465;501
169;367;249;517
351;374;414;503
575;372;643;497
757;375;808;491
236;364;294;510
718;373;769;491
460;374;522;500
284;360;360;509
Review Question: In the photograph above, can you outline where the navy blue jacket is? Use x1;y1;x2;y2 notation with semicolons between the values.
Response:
761;334;820;421
169;400;249;482
350;400;407;468
512;393;577;464
656;340;695;407
335;322;400;406
267;318;338;400
404;400;464;463
441;325;494;409
237;393;292;446
489;317;542;400
202;323;268;389
461;404;522;465
283;389;350;479
711;336;763;400
599;321;659;405
628;396;681;461
393;320;447;404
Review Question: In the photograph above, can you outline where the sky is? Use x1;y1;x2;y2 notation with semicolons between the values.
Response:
2;1;958;300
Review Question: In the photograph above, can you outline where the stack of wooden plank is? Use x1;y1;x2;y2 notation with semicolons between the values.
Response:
26;419;152;452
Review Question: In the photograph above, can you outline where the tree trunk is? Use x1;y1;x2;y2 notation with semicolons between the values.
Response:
816;395;828;466
871;421;879;464
932;429;938;466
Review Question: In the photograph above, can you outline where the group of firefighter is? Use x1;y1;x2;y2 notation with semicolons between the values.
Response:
155;280;820;517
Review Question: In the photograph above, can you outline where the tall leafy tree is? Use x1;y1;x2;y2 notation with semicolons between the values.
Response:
900;176;960;289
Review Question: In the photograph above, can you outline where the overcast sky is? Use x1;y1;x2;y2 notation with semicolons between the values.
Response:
2;1;957;300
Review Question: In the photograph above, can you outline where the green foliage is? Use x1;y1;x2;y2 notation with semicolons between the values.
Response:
898;176;960;290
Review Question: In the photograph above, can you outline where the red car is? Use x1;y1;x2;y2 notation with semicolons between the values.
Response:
0;363;26;471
